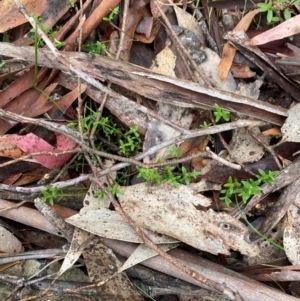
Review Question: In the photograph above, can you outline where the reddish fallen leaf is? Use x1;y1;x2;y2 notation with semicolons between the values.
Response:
247;15;300;46
219;8;260;81
230;63;256;78
262;127;281;136
9;133;77;169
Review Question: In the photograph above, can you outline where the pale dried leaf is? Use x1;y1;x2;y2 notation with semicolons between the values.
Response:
0;135;24;158
0;226;23;254
81;161;115;213
120;182;211;207
83;237;143;300
151;46;176;77
119;243;178;272
284;194;300;265
118;183;261;256
59;164;115;280
200;47;237;91
66;209;178;244
173;5;205;45
56;229;92;279
236;79;263;100
284;215;300;265
143;104;193;162
281;103;300;142
227;127;268;163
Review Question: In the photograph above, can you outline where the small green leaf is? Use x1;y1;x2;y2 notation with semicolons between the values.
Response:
267;9;274;23
257;3;271;12
283;9;291;20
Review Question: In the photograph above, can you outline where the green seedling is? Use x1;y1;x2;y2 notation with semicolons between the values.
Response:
94;183;122;199
83;41;106;55
235;199;284;251
213;104;230;122
200;121;215;146
200;121;212;128
136;165;201;187
41;185;64;206
136;167;162;184
94;189;105;199
257;0;300;23
103;6;119;22
220;169;279;207
180;166;201;185
54;38;67;49
166;146;183;159
109;183;123;196
69;0;75;8
119;126;142;157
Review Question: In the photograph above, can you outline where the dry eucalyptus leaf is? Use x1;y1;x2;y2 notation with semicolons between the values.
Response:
0;226;23;254
281;103;300;142
118;183;261;256
284;215;300;265
284;193;300;265
119;243;178;272
55;228;92;280
66;208;178;244
84;236;144;301
81;161;115;213
120;182;211;207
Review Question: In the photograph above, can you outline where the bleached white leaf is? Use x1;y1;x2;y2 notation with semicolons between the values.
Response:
66;208;178;244
119;243;178;272
81;161;115;213
284;194;300;265
118;183;261;257
56;229;91;279
281;103;300;142
119;182;211;207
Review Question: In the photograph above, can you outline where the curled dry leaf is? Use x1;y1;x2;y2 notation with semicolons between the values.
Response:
118;182;261;257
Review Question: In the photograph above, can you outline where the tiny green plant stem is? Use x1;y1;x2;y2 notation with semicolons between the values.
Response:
237;201;284;251
243;215;284;250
